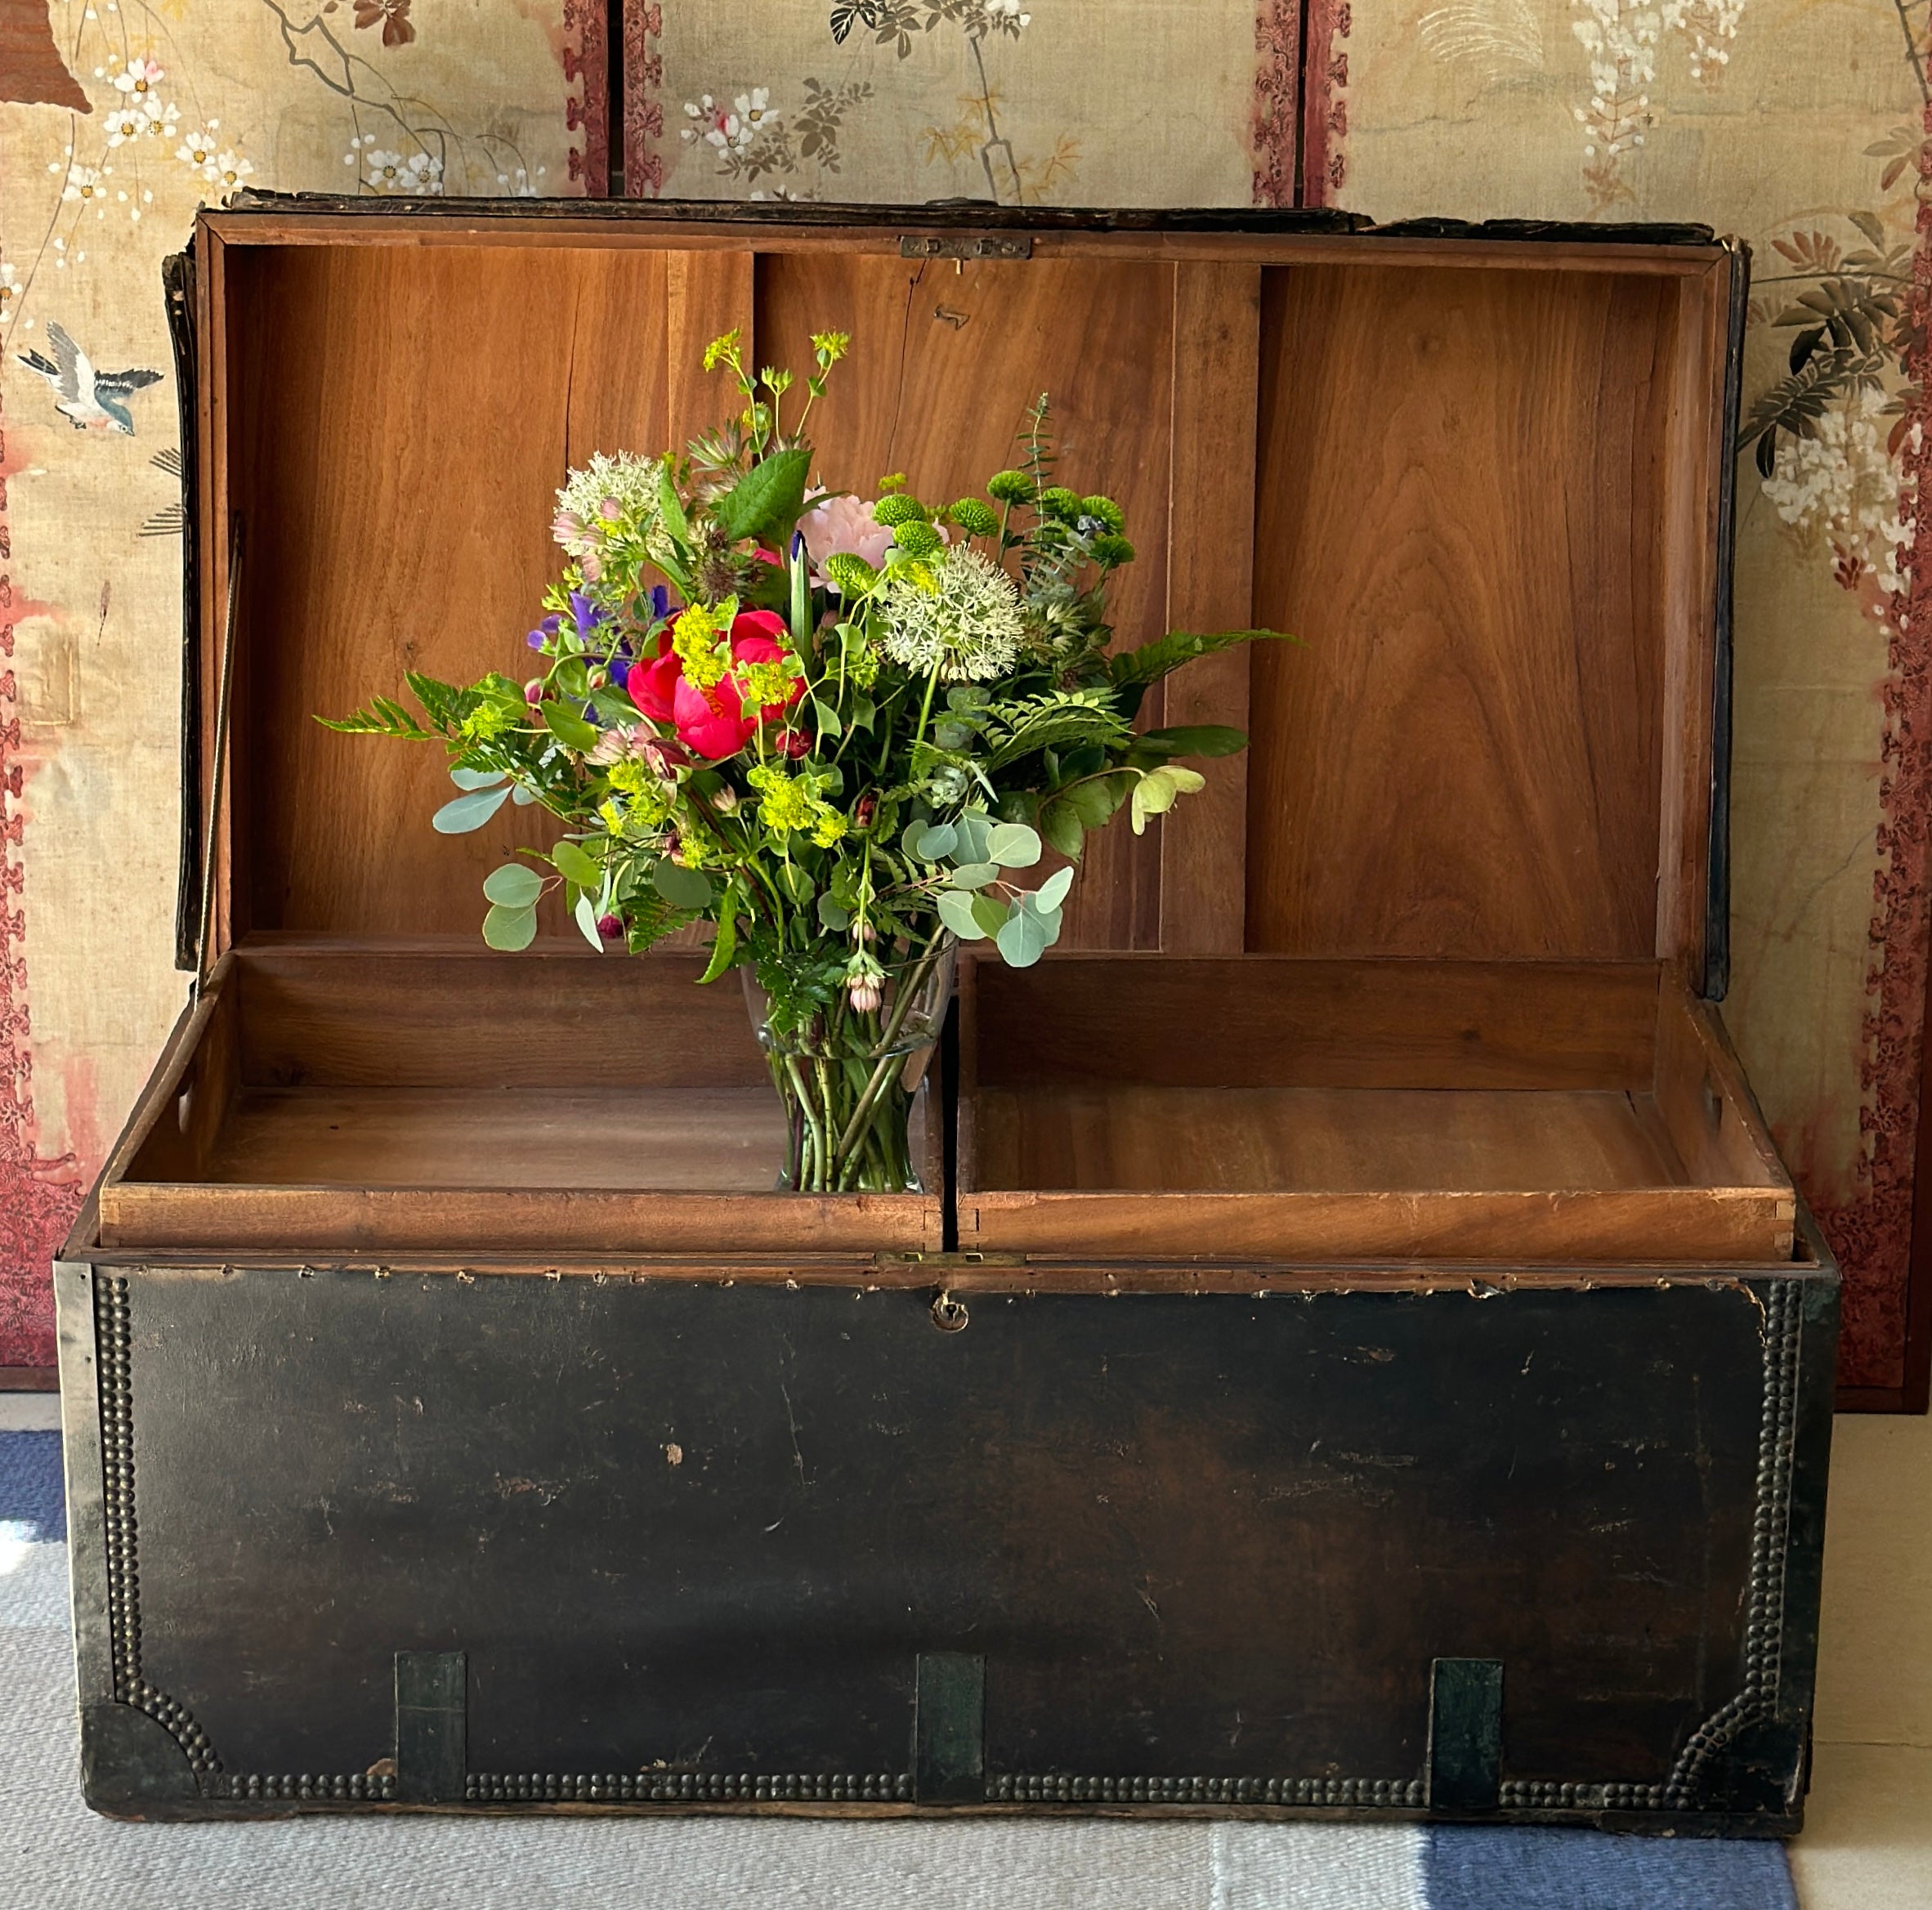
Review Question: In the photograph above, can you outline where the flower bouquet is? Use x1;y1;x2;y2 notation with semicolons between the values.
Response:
323;329;1286;1195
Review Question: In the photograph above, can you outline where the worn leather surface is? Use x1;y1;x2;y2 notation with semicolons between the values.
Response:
113;1269;1771;1788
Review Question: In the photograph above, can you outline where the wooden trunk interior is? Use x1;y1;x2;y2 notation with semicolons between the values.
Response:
959;956;1796;1264
96;946;941;1254
118;208;1753;1264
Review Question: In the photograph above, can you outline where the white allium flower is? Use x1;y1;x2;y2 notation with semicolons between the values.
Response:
556;452;666;537
880;545;1026;682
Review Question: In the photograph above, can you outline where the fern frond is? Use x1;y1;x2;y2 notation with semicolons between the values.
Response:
1110;628;1295;689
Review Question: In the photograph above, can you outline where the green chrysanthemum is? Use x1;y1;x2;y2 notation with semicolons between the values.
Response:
879;545;1026;683
946;498;1000;539
986;469;1035;505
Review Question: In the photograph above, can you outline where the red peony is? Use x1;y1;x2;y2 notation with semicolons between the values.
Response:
628;608;803;760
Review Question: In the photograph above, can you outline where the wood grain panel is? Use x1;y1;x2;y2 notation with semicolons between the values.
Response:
224;244;673;939
97;1185;939;1255
754;251;1175;951
1160;262;1260;953
235;946;772;1090
1247;265;1675;960
964;955;1662;1093
964;1188;1795;1264
973;1085;1688;1194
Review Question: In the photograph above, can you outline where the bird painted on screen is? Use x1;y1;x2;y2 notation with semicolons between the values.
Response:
16;322;162;434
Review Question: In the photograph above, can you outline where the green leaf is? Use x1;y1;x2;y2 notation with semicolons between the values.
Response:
551;840;601;888
540;701;600;754
653;861;713;910
482;902;538;951
995;904;1048;968
914;822;958;861
937;888;990;941
574;890;604;951
432;785;512;834
1140;724;1249;759
315;696;432;740
986;821;1042;869
1036;866;1074;910
405;671;472;731
700;887;740;982
969;892;1008;937
1039;798;1085;861
656;463;690;543
512;785;538;806
953;810;995;863
811;696;843;740
483;863;544;908
817;892;853;931
1067;774;1130;829
776;861;815;905
712;445;814;543
847;690;876;733
946;861;999;890
450;766;509;791
1110;628;1295;689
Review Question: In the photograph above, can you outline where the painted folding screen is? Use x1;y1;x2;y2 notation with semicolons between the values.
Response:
626;0;1932;1408
0;0;606;1367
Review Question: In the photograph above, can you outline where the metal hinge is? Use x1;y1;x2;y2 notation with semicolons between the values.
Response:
899;233;1031;261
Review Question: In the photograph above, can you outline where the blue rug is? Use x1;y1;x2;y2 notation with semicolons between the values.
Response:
0;1428;1797;1909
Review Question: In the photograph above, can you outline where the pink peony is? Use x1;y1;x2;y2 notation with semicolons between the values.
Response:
798;494;896;580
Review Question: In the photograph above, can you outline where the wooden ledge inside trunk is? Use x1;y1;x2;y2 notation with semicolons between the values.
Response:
96;942;941;1255
959;956;1796;1264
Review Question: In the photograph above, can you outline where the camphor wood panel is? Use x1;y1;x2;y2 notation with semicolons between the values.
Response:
1246;263;1708;968
96;946;941;1255
199;216;1733;972
959;955;1796;1264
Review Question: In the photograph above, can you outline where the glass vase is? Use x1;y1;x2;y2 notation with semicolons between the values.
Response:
742;936;957;1195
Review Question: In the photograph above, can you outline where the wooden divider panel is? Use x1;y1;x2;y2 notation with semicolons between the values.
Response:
1246;264;1684;962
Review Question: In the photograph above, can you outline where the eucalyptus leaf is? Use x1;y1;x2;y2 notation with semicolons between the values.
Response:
482;902;538;951
575;890;604;951
1036;866;1074;910
986;821;1043;869
512;785;538;806
483;863;544;908
432;785;512;834
817;893;852;931
996;906;1048;968
952;810;995;863
540;701;599;754
913;822;958;861
937;889;990;941
969;892;1008;937
653;861;713;910
449;767;508;791
946;861;999;890
551;840;600;888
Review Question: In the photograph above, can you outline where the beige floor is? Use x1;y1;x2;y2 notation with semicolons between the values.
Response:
1792;1409;1932;1909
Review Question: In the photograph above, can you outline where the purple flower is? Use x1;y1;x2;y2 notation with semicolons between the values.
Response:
606;656;631;694
569;590;607;641
525;611;561;651
650;584;673;621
